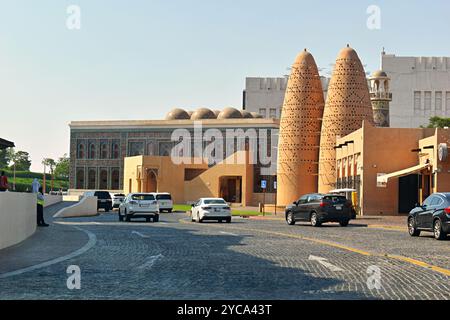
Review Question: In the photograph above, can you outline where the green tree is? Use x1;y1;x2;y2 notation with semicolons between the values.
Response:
13;151;32;171
54;154;70;180
426;116;450;128
42;158;56;192
0;149;9;169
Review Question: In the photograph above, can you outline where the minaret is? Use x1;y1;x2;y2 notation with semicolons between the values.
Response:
318;45;375;193
369;70;392;127
277;49;325;206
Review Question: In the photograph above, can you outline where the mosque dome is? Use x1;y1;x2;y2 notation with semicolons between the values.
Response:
251;112;263;119
371;70;388;78
213;110;221;117
165;108;190;120
240;110;253;118
217;107;243;119
191;108;216;120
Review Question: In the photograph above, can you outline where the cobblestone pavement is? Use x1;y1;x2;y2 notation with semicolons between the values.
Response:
0;205;448;300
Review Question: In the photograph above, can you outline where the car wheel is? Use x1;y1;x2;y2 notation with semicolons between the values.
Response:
167;209;172;213
286;212;295;225
118;209;123;222
226;217;231;223
146;217;151;223
408;217;420;237
154;214;160;223
339;220;349;227
310;212;321;227
198;214;203;223
124;210;130;222
433;219;446;240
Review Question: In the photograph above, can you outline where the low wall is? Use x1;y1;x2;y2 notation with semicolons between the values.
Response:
0;192;37;250
53;196;98;218
44;194;63;207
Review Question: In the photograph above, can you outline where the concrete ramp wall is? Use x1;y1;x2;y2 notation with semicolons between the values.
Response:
0;192;37;250
44;195;63;207
53;196;98;218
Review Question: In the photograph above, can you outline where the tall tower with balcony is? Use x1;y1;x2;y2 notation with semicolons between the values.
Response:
369;70;392;127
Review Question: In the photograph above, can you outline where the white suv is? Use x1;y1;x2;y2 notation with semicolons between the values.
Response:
152;192;174;213
119;193;159;222
191;198;231;223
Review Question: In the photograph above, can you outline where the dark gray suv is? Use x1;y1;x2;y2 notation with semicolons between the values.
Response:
408;193;450;240
285;193;354;227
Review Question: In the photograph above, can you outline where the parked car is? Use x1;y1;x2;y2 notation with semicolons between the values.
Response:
111;193;126;209
285;193;353;227
191;198;231;223
118;193;159;222
152;192;173;213
83;191;113;212
408;193;450;240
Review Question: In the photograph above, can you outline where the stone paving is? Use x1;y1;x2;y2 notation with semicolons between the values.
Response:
0;204;448;300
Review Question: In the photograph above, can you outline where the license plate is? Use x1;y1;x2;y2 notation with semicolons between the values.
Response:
100;200;107;203
140;204;150;208
335;206;342;210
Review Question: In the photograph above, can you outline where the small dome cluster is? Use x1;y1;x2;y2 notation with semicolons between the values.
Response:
165;107;263;120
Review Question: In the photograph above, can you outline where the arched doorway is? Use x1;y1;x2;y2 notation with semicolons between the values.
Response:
146;169;158;193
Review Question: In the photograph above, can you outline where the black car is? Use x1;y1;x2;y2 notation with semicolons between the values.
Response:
85;191;113;212
285;193;353;227
408;193;450;240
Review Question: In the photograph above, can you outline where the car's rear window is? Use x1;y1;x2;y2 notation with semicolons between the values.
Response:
204;199;227;205
114;194;125;197
95;191;111;199
323;195;347;203
156;194;172;200
132;194;155;201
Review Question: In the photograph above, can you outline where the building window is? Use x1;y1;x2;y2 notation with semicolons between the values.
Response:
159;142;173;157
128;141;145;157
76;168;85;189
446;92;450;112
435;92;442;111
99;169;108;190
269;108;277;118
111;169;120;190
77;143;85;159
100;142;109;159
89;143;96;159
88;169;96;189
259;108;267;118
147;141;155;156
414;91;421;111
424;91;431;110
112;142;120;159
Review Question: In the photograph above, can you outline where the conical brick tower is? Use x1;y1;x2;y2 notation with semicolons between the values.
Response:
277;49;325;206
318;45;374;193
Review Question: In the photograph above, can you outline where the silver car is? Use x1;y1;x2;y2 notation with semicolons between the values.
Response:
119;193;160;222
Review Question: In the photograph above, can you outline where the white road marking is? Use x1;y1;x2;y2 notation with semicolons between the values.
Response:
308;255;344;272
138;254;163;270
0;227;97;279
132;231;149;238
220;231;238;236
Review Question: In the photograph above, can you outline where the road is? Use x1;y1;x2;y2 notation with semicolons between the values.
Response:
0;203;449;300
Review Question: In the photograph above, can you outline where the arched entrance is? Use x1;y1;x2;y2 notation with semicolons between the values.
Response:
146;169;158;193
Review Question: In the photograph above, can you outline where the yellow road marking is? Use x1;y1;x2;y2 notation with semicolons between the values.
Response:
179;219;450;277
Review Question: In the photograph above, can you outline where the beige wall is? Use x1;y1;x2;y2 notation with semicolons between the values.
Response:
44;195;63;207
53;196;98;218
336;122;439;215
0;193;37;250
124;151;257;206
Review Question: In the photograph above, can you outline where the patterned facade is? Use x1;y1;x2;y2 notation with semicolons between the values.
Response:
69;119;279;195
277;50;325;206
318;46;375;193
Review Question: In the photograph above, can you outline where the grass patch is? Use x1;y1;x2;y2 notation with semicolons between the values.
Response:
173;204;267;217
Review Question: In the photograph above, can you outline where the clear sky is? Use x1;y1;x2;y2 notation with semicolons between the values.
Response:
1;0;450;171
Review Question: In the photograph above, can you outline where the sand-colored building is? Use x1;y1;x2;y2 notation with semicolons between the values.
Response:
277;49;324;206
318;46;375;193
336;121;450;215
123;150;255;205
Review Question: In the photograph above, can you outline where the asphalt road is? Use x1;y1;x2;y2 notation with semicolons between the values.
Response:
0;203;449;300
